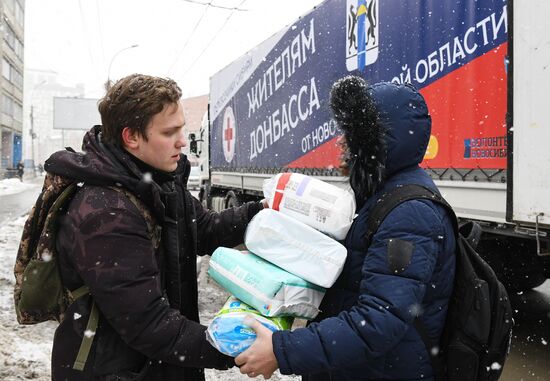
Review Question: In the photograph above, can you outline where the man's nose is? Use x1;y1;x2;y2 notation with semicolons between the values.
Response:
177;133;187;148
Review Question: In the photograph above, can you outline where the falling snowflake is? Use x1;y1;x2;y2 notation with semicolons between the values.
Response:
143;172;153;183
490;362;502;371
409;303;423;316
42;250;52;262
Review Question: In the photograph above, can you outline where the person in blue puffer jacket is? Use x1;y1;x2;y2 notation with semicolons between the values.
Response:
235;77;457;381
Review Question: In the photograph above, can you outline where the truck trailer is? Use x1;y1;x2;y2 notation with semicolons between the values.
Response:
190;0;550;291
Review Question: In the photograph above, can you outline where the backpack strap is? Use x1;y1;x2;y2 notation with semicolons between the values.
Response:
109;186;161;249
69;285;98;371
413;319;445;381
458;220;483;250
74;302;98;371
365;184;458;247
364;184;458;381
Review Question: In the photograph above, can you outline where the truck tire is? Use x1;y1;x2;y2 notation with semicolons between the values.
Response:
212;196;225;212
225;191;242;209
198;187;206;208
477;235;546;292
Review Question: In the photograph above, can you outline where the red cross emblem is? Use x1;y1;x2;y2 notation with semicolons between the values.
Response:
224;118;233;151
222;106;236;163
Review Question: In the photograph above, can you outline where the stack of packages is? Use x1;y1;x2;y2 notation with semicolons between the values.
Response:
206;172;356;356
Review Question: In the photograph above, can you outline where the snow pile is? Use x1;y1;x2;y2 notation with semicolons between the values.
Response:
0;179;37;197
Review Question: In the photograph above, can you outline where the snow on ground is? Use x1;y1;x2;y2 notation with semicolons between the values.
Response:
0;216;56;381
0;178;38;197
0;208;299;380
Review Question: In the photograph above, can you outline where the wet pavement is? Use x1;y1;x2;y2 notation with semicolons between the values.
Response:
501;280;550;380
0;181;41;226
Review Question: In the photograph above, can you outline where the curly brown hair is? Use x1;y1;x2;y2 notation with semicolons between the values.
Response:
98;74;182;146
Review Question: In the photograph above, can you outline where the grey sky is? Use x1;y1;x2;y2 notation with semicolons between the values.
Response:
24;0;324;98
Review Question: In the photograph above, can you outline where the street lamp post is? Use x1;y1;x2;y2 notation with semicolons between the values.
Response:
107;44;139;82
29;105;36;171
29;80;47;176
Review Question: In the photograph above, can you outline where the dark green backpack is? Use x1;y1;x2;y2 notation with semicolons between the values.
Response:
14;173;77;324
14;172;160;370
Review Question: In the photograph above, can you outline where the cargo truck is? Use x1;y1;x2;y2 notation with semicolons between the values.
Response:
190;0;550;291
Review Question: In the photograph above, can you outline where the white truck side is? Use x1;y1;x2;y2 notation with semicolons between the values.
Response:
190;0;550;291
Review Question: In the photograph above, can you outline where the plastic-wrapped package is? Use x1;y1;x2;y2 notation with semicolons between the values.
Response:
245;209;347;288
263;172;356;240
206;296;293;357
208;247;325;319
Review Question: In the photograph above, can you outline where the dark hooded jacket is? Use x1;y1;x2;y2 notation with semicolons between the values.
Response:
272;82;456;380
47;126;263;381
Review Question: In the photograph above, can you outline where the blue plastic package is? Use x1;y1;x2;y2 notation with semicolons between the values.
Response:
206;296;293;357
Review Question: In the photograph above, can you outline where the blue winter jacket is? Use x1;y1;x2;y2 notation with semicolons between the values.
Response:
272;83;456;380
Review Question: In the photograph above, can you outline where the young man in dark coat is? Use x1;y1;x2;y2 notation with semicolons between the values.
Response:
235;77;457;380
46;74;263;381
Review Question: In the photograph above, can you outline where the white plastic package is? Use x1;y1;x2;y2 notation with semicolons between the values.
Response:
208;247;325;319
263;172;356;240
206;296;293;357
245;208;347;288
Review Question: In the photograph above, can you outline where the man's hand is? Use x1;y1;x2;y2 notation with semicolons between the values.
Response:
235;315;279;379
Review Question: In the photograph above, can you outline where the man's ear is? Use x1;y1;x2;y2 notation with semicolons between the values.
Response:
121;127;139;149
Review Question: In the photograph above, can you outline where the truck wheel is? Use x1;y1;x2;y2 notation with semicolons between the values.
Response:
198;187;206;208
225;191;242;209
477;236;546;292
200;181;212;209
510;272;547;291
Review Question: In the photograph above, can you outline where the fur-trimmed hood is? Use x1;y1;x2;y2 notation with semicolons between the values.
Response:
330;77;431;204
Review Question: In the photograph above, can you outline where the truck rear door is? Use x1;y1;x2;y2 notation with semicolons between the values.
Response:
509;0;550;229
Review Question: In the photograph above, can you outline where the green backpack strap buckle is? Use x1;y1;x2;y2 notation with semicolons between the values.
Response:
69;286;98;371
70;285;90;300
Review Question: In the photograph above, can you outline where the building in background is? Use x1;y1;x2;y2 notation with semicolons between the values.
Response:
0;0;25;178
23;68;87;172
181;94;207;166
